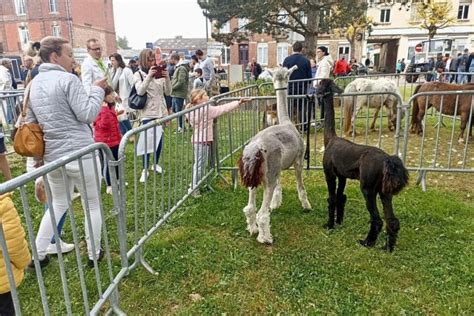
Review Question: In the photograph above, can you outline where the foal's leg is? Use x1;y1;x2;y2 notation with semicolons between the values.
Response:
335;176;347;225
243;187;258;235
359;186;383;248
323;169;337;229
370;106;381;131
270;178;282;210
294;156;312;211
380;193;400;252
256;179;277;245
457;112;469;144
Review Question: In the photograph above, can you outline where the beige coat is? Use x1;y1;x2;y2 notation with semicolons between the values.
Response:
134;69;171;120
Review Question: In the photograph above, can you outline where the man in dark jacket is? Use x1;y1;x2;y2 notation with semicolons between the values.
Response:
250;58;262;79
171;60;191;133
282;41;312;129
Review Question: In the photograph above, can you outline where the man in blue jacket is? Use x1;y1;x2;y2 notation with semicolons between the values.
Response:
282;41;312;131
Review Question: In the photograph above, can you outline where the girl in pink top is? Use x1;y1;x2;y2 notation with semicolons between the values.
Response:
186;89;251;197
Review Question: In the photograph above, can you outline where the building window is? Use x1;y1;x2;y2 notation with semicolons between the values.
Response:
458;5;469;20
18;26;30;47
220;21;230;33
277;43;288;66
338;45;350;59
15;0;26;15
221;46;230;65
380;9;391;23
257;43;268;65
49;0;58;13
238;18;248;30
52;25;61;37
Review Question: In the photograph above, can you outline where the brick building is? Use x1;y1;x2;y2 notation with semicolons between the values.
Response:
0;0;117;57
213;18;354;69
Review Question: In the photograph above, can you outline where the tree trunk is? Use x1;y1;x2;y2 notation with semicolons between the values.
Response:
304;9;319;58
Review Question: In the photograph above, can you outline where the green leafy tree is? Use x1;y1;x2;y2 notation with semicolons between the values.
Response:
116;35;131;49
198;0;367;57
415;0;456;39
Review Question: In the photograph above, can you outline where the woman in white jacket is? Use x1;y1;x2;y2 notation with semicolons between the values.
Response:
313;46;334;122
110;52;134;135
134;48;171;182
27;36;107;269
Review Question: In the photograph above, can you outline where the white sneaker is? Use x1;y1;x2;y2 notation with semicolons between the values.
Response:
139;169;148;183
150;164;163;174
46;239;75;255
106;186;113;195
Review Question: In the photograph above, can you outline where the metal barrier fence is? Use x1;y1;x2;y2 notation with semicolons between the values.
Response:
116;85;260;276
1;80;473;314
402;90;474;191
0;143;127;315
0;90;26;141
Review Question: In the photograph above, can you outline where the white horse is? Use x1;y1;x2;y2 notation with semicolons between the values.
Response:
237;66;312;245
342;78;401;137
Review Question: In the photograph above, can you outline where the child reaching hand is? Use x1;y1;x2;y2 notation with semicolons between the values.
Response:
93;86;122;195
185;89;251;197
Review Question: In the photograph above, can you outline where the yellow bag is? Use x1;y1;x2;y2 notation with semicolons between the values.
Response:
13;84;45;157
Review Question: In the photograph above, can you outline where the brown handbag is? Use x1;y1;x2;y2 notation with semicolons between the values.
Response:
13;84;45;157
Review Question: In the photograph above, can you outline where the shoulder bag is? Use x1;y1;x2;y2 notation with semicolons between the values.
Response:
13;83;45;157
129;71;148;110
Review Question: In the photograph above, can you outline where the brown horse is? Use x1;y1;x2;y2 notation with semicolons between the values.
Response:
410;82;474;143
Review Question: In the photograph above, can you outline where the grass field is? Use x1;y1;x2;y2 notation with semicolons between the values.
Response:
4;84;474;314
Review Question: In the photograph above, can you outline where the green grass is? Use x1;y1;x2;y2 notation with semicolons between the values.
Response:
116;172;473;314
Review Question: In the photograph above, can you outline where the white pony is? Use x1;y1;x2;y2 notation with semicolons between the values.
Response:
342;78;401;137
237;66;312;245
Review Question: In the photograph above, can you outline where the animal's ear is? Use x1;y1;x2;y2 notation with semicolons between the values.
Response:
288;65;298;75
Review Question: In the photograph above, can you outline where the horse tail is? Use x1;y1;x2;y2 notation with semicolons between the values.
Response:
237;145;265;188
411;84;422;129
382;155;409;195
343;96;354;135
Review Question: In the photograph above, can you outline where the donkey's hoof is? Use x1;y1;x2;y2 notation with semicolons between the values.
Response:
257;234;273;245
246;225;258;236
359;239;376;248
458;138;465;144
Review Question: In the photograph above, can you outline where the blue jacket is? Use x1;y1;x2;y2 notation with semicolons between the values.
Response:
282;53;312;94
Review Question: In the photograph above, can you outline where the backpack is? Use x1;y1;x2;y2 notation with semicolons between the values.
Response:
128;71;147;110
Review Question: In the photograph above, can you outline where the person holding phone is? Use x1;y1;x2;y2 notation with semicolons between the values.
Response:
134;48;171;182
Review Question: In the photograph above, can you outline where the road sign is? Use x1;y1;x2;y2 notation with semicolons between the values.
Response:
146;42;154;49
415;43;423;53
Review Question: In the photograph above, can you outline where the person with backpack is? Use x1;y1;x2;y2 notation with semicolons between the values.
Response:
171;59;191;133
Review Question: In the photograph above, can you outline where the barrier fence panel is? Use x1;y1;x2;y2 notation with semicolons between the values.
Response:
117;85;260;275
0;143;127;315
0;90;26;141
402;90;474;191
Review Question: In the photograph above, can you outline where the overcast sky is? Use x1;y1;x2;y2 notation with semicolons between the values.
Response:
113;0;209;49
